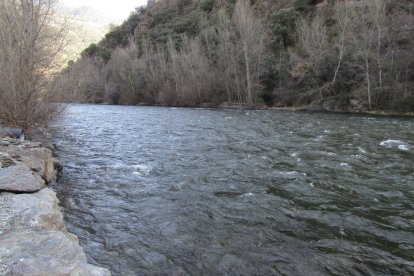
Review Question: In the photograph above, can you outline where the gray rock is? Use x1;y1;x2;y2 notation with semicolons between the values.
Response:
0;153;16;168
0;128;24;140
321;99;336;112
0;188;110;276
305;101;323;112
53;158;63;173
0;146;54;183
0;229;110;276
0;165;45;192
349;99;368;112
0;188;66;235
25;127;55;150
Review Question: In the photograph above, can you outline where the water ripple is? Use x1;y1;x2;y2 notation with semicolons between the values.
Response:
51;105;414;275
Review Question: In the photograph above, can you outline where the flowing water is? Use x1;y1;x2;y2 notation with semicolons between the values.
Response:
51;104;414;275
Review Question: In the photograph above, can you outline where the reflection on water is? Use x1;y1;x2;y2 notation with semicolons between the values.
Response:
51;105;414;275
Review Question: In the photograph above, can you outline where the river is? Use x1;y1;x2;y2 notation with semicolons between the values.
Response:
51;104;414;275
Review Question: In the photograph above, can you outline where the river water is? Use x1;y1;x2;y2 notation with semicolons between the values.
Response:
51;104;414;275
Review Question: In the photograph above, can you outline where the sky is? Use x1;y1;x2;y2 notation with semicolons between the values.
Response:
61;0;148;23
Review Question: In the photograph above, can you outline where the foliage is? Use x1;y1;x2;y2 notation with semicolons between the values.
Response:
392;95;414;113
269;9;299;51
0;0;70;128
199;0;215;13
57;0;414;113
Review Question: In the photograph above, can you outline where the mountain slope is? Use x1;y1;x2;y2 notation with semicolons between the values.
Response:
54;0;414;113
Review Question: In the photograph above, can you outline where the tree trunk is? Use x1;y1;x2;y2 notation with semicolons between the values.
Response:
366;58;372;110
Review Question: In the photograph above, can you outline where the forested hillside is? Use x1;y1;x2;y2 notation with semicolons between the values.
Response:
54;0;414;112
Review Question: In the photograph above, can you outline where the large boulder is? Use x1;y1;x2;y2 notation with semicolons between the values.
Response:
0;230;110;276
0;165;45;193
0;153;16;168
0;188;110;276
25;127;55;150
0;188;66;235
1;147;55;183
0;128;24;140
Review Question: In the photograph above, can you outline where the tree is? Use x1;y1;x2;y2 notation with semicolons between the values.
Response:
269;8;299;51
332;0;350;89
295;13;331;99
233;0;267;107
51;58;105;103
216;0;267;107
0;0;69;128
349;0;387;110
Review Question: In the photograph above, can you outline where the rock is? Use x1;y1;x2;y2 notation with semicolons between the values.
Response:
0;147;54;183
0;165;45;192
0;188;66;235
0;188;110;276
53;158;63;173
305;101;323;112
0;153;16;168
0;140;10;146
349;99;368;112
321;99;336;112
0;128;24;140
26;127;55;150
0;230;110;276
0;136;110;275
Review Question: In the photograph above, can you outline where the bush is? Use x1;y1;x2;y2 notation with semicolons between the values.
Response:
177;0;192;13
82;43;99;57
294;0;323;12
269;9;299;50
391;95;414;113
199;0;215;12
174;11;202;35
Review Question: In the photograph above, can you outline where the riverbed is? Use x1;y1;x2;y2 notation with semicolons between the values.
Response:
51;104;414;275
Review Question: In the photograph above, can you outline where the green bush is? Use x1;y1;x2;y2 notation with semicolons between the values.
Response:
81;44;111;63
199;0;215;12
177;0;192;13
174;11;202;35
294;0;323;12
82;43;99;57
269;9;299;50
391;95;414;113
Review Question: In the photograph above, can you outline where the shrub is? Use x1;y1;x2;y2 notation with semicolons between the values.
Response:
391;95;414;113
200;0;215;13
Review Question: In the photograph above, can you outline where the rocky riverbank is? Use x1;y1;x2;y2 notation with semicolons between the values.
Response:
0;133;110;275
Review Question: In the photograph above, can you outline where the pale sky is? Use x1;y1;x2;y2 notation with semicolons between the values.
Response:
61;0;148;23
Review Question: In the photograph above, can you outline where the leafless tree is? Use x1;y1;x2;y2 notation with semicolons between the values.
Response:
233;0;267;107
0;0;70;128
349;0;388;110
216;1;267;107
295;13;330;99
332;0;350;89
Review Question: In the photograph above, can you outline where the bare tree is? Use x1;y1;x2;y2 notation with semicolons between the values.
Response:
332;0;350;89
233;0;267;107
349;0;387;110
295;13;330;99
0;0;70;128
217;10;244;103
373;0;387;95
216;1;267;107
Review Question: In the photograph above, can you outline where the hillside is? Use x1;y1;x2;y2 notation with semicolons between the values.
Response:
54;0;414;113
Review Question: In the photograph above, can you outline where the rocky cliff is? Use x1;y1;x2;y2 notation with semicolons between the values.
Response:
0;135;110;276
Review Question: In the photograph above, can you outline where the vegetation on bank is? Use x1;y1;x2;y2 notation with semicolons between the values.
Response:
0;0;70;128
1;0;413;129
54;0;414;113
